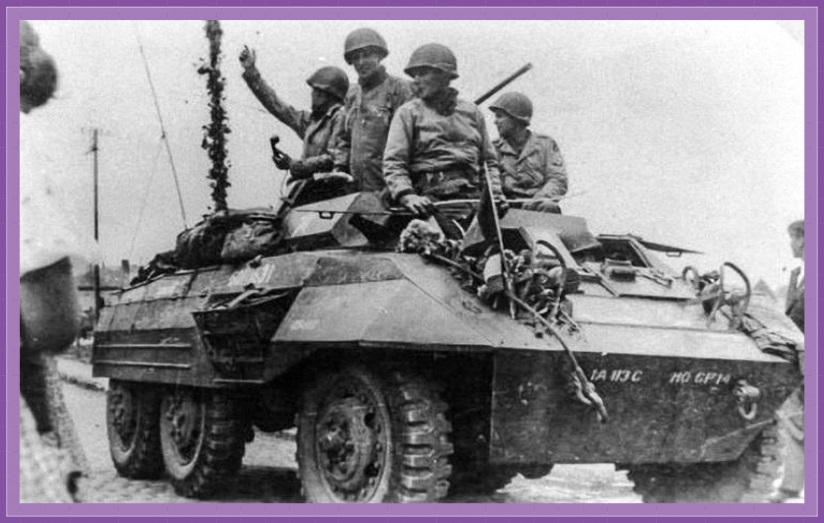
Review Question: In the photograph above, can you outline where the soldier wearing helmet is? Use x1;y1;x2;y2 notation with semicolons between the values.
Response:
240;46;348;180
384;43;502;215
332;28;414;191
490;92;568;212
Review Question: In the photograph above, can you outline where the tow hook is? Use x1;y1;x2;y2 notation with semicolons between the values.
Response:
733;379;761;420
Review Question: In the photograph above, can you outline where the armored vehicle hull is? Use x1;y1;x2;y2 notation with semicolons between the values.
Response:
94;193;802;503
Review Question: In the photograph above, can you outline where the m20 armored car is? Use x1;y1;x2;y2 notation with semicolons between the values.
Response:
93;191;803;503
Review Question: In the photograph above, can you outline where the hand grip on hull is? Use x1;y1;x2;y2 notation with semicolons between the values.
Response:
733;379;761;421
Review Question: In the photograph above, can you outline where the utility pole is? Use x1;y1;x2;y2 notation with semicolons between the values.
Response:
91;128;101;322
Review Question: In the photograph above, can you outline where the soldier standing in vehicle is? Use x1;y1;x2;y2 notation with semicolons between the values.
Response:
383;43;502;216
333;28;414;191
489;92;568;213
240;46;349;181
770;219;805;503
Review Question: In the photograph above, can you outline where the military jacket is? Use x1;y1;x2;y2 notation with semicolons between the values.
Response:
242;68;344;161
384;97;502;201
786;266;804;332
334;69;414;191
494;132;568;200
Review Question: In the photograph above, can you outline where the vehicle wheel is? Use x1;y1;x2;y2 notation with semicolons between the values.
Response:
627;422;782;503
159;388;245;498
106;380;163;479
297;366;453;503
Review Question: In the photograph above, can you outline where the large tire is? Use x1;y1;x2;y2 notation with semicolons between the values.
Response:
627;422;783;503
159;388;245;498
297;366;453;503
106;380;163;479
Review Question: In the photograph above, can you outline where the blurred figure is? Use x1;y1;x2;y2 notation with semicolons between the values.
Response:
490;92;568;213
333;28;414;191
19;20;87;503
770;219;804;503
383;43;503;219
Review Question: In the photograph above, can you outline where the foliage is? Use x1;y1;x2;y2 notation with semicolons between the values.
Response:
197;20;231;212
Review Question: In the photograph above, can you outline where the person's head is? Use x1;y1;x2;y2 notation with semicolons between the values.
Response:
490;92;532;140
404;43;458;101
20;21;58;114
788;219;804;259
306;66;349;111
343;28;388;81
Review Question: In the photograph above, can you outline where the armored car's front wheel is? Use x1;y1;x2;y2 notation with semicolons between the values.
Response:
159;388;245;498
297;366;453;503
626;421;782;503
106;380;163;479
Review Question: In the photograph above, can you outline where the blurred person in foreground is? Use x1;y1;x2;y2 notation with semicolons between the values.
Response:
19;20;88;503
769;219;805;503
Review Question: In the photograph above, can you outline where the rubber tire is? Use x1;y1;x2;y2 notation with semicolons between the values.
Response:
297;366;453;503
106;380;163;479
627;421;783;503
159;388;245;498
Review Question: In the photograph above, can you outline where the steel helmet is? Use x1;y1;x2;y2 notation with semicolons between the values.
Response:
343;28;388;63
306;66;350;102
404;43;459;79
489;92;533;124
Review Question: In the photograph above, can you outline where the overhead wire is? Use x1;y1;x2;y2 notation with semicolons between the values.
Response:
136;23;189;230
127;135;165;261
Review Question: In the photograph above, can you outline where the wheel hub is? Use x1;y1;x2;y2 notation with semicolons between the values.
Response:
317;394;385;501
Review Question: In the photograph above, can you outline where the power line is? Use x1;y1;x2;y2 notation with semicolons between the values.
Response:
128;135;165;261
136;24;189;230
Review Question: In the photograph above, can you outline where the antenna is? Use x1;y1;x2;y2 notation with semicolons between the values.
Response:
135;24;189;229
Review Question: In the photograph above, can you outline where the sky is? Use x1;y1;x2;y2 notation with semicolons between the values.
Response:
18;18;806;289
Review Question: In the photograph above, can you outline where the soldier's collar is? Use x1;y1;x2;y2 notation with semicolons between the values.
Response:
425;87;459;116
358;66;388;90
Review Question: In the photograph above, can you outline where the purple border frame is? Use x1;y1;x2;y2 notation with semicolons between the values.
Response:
3;2;819;521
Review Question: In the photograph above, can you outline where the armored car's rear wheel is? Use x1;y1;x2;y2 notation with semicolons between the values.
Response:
297;366;453;503
626;421;782;503
159;388;245;498
106;380;163;479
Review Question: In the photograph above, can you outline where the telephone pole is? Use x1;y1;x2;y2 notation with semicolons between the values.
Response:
91;128;101;322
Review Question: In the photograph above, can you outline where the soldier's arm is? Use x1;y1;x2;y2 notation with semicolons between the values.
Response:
383;105;417;201
330;101;351;172
533;138;569;200
291;108;347;179
242;67;310;139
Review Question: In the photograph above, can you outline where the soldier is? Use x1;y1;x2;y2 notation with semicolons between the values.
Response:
240;46;349;181
770;219;805;503
489;92;568;212
383;43;502;217
333;28;414;191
